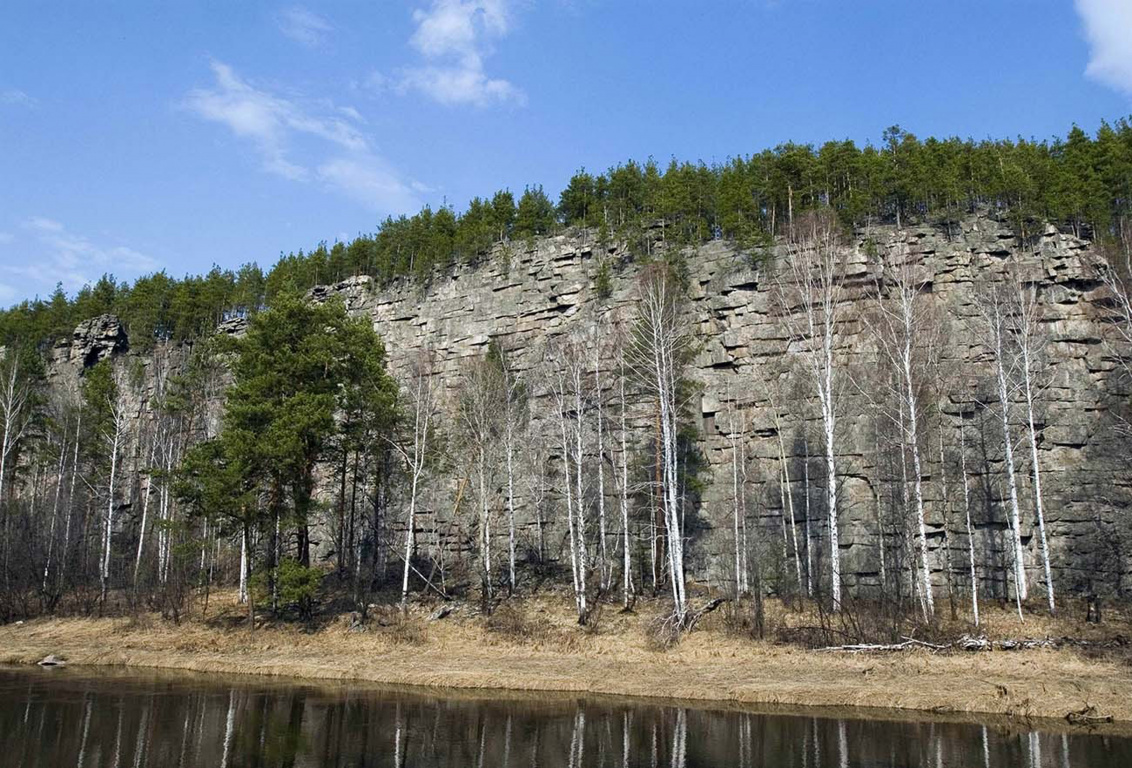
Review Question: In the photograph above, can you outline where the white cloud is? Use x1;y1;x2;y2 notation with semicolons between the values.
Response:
3;218;160;298
1077;0;1132;96
0;88;35;107
410;0;509;60
317;157;423;213
185;60;367;180
400;66;521;107
184;61;422;212
277;7;333;48
25;217;63;233
393;0;522;107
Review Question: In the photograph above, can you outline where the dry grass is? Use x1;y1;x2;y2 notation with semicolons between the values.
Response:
2;590;1131;732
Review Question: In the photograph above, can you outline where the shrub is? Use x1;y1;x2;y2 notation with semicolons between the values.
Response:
593;258;613;300
252;559;323;623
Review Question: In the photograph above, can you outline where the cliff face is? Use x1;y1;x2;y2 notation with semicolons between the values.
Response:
56;214;1132;596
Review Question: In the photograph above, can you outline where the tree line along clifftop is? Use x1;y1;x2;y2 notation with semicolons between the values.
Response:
4;120;1132;350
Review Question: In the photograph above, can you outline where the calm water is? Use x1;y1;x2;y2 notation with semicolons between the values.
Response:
0;667;1129;767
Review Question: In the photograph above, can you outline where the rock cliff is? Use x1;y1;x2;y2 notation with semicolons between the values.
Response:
54;214;1132;596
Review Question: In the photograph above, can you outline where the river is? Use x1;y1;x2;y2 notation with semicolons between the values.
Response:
1;667;1129;767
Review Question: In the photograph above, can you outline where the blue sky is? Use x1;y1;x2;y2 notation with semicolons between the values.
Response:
1;0;1130;305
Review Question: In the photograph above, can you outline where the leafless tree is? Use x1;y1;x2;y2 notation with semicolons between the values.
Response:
459;351;503;608
863;246;942;620
626;263;691;623
616;330;634;608
393;350;438;610
761;373;802;594
0;349;34;589
958;411;980;626
974;284;1028;609
1015;281;1055;614
548;334;589;622
490;342;527;594
775;210;848;608
99;372;131;603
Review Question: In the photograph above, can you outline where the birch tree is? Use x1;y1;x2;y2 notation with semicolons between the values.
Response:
626;264;690;624
458;352;504;609
42;396;77;593
974;285;1028;605
612;323;635;608
762;373;802;594
863;247;941;620
81;360;130;604
591;326;610;590
0;349;35;590
491;342;528;595
394;351;438;611
549;334;589;623
1015;281;1055;614
958;412;980;626
775;210;847;608
0;349;33;512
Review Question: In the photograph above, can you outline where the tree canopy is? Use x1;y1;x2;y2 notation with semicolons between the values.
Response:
6;119;1132;351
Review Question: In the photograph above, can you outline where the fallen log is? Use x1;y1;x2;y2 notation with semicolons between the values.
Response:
682;598;728;632
816;639;946;653
818;634;1068;654
1066;704;1114;726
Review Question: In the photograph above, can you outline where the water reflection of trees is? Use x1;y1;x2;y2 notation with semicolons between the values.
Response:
2;673;1132;767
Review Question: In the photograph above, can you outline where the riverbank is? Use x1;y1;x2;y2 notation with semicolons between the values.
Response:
2;593;1130;730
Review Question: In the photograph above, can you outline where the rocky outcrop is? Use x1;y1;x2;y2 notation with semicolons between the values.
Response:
70;314;128;369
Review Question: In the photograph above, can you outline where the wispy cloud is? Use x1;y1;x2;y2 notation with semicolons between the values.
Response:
0;218;160;300
184;60;422;212
185;60;365;180
1077;0;1132;96
0;88;36;107
317;157;423;212
384;0;523;107
276;6;333;48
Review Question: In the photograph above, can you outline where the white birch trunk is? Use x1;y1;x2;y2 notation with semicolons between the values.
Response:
903;348;934;619
43;426;69;591
238;528;249;605
557;377;585;620
1018;287;1054;613
505;405;516;593
619;359;633;607
959;416;979;626
101;397;126;602
594;338;608;590
133;430;158;586
994;330;1028;603
572;359;588;613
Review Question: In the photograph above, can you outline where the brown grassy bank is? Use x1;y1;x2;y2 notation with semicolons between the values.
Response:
2;591;1130;731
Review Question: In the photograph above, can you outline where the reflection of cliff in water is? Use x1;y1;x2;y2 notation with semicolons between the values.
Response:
2;668;1130;767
